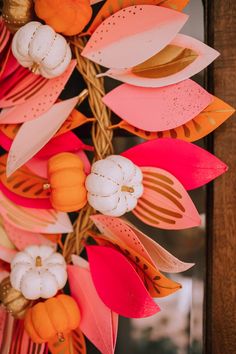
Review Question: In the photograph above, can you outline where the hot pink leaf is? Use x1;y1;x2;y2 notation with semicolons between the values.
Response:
86;245;160;318
134;167;201;229
0;51;20;83
102;34;219;87
121;138;227;190
103;80;213;131
0;191;73;234
6;97;79;176
91;214;194;272
68;261;118;354
0;60;76;115
82;5;188;69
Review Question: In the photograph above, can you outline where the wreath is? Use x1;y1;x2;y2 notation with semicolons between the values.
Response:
0;0;234;353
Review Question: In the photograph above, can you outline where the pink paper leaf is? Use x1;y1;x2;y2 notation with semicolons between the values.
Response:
86;245;160;318
6;97;79;176
0;66;31;100
3;219;56;251
0;50;20;83
102;80;213;132
82;5;188;69
133;167;201;229
102;34;220;87
0;307;7;349
91;214;194;273
121;138;227;190
0;60;76;118
68;262;118;354
0;191;73;234
0;244;16;263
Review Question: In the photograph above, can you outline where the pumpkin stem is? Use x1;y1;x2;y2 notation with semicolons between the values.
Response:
43;183;51;190
57;332;65;342
121;185;135;193
35;256;42;267
31;62;40;74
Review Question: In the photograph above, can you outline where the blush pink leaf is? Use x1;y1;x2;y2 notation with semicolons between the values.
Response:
82;5;188;69
121;138;227;190
86;245;160;318
102;80;213;132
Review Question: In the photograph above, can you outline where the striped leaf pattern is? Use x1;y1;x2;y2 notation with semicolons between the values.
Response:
94;235;181;297
0;154;49;200
133;167;201;229
112;96;235;142
88;0;189;34
48;329;86;354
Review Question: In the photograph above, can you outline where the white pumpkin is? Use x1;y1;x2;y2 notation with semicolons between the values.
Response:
10;245;67;300
86;155;143;217
12;21;72;79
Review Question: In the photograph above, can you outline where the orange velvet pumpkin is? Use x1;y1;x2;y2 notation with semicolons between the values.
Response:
34;0;93;36
24;294;80;343
47;152;87;212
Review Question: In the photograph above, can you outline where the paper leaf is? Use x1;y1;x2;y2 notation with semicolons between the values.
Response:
91;214;194;273
0;313;15;354
88;0;189;34
103;34;219;87
0;51;19;83
83;5;188;69
121;138;228;190
112;95;235;142
103;80;212;131
0;244;16;263
0;60;76;120
6;97;78;176
0;191;73;234
92;236;182;297
68;262;118;354
0;308;7;350
48;329;86;354
133;167;201;229
3;219;56;250
86;245;160;317
0;218;16;250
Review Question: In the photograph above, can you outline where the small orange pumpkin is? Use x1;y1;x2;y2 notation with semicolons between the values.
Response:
34;0;93;36
47;152;87;212
24;294;80;343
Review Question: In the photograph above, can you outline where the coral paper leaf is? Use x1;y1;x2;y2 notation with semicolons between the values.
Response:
103;34;219;87
112;96;235;142
0;191;73;234
83;5;188;68
91;214;194;273
102;80;213;132
86;245;160;317
121;138;228;190
88;0;189;34
134;167;201;229
6;97;79;176
68;262;118;354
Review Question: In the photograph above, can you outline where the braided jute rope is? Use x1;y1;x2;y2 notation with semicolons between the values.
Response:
63;36;114;262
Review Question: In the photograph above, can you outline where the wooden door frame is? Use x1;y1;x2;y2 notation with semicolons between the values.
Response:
204;1;236;353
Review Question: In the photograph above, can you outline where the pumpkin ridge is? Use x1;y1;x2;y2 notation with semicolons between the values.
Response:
26;308;45;343
56;295;71;328
44;298;66;334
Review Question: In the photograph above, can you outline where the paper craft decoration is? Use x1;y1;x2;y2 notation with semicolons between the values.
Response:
6;96;79;176
0;51;20;83
111;96;235;142
91;214;194;273
82;5;188;68
100;34;219;87
0;219;15;250
68;260;118;354
88;0;190;34
0;244;16;263
103;80;213;131
86;155;143;217
10;245;67;299
122;138;228;190
12;21;72;78
86;245;160;318
48;328;87;354
0;192;73;234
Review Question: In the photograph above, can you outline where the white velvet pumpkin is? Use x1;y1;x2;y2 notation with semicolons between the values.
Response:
10;245;67;300
86;155;143;217
12;21;72;79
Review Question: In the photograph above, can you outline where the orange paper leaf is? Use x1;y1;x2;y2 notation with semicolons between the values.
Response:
112;96;235;142
0;154;49;200
48;328;86;354
88;0;189;34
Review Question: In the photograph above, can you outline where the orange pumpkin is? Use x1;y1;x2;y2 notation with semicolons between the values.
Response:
24;294;80;343
34;0;93;36
47;153;87;212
